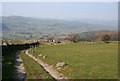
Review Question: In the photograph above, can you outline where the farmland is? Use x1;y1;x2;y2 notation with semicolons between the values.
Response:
1;16;117;40
28;42;118;79
1;2;118;80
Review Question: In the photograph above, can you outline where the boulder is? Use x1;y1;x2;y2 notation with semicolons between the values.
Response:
31;51;33;53
43;55;47;58
50;65;53;67
39;54;42;56
3;43;7;46
56;62;66;67
57;67;61;70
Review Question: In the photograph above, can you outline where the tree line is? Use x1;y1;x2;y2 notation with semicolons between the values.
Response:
64;32;119;43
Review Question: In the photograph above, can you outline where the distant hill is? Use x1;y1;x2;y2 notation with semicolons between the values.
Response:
2;23;9;31
90;32;118;41
1;16;117;40
78;31;118;42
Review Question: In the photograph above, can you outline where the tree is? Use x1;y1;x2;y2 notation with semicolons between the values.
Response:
101;35;111;43
70;34;79;43
47;37;53;42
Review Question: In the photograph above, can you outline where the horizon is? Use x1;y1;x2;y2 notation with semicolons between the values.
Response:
1;15;118;22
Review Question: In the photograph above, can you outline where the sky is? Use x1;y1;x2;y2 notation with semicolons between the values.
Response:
2;2;118;21
1;0;119;2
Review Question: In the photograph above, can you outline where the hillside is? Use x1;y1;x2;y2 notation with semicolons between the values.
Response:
1;16;117;40
78;32;119;42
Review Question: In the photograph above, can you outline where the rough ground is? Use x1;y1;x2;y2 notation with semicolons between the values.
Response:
13;51;26;80
25;50;68;80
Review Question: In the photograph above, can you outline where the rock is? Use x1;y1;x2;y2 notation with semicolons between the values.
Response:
50;65;53;67
33;51;35;53
39;54;42;56
56;62;66;67
3;43;7;46
31;51;33;53
43;55;47;58
57;67;61;70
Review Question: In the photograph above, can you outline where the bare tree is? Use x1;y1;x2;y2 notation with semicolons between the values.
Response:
47;37;53;42
101;35;111;43
70;34;79;43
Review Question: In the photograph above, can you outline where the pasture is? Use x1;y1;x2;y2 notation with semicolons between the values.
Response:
29;42;118;79
21;51;54;79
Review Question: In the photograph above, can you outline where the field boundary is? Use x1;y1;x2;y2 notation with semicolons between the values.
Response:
25;50;68;80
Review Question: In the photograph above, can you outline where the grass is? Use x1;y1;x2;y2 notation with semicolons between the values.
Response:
29;42;118;79
20;50;55;80
2;51;17;79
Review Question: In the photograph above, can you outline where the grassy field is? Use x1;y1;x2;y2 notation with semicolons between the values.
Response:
29;42;118;79
20;51;55;80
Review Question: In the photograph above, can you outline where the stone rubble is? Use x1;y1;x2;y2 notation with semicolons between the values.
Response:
43;55;47;58
39;54;42;56
57;67;61;70
56;62;67;67
14;51;26;80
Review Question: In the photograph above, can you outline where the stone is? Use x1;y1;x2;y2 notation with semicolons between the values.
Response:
57;67;61;70
3;43;7;46
31;51;33;53
43;55;47;58
39;54;42;56
50;65;53;67
56;62;66;67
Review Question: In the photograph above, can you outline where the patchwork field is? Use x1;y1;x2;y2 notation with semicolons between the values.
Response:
29;42;118;79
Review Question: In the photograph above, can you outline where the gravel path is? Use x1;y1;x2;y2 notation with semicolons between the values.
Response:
13;51;26;80
25;50;68;80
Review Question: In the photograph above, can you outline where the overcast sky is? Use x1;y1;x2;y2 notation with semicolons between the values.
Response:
2;2;118;21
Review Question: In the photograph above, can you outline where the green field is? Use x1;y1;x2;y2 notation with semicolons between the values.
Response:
29;42;118;79
20;51;54;79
